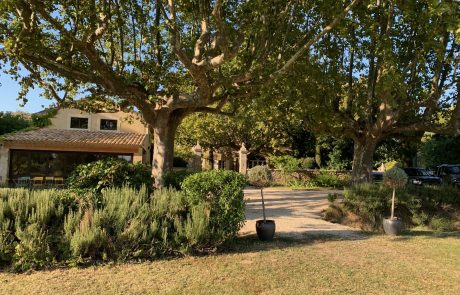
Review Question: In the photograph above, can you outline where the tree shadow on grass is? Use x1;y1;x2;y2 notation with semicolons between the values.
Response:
222;230;370;255
387;229;460;242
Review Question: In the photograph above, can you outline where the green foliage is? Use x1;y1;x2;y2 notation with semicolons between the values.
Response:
0;189;66;270
419;135;460;169
181;171;247;245
31;109;57;128
0;110;55;140
1;0;337;185
343;183;392;230
323;204;344;223
374;138;421;169
327;193;339;203
383;167;408;189
267;1;459;181
163;170;195;190
309;172;346;188
270;155;300;172
13;223;54;271
327;143;352;170
0;111;31;136
67;158;152;194
0;179;246;271
429;216;452;233
247;166;273;188
270;155;329;172
299;157;316;169
342;184;460;232
383;161;402;171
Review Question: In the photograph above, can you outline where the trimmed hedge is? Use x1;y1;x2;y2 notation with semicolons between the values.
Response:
182;170;247;244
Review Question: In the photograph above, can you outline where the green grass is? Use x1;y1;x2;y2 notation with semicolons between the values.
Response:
1;232;459;294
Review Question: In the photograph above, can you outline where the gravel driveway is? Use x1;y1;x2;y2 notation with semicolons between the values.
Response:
240;187;363;239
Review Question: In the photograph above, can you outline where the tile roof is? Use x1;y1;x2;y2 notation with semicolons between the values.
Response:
2;129;147;147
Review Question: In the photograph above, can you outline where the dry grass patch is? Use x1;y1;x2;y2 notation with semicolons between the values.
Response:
1;232;459;295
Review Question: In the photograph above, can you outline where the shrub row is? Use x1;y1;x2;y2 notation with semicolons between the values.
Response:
270;155;316;171
341;183;460;232
0;170;247;271
286;171;350;188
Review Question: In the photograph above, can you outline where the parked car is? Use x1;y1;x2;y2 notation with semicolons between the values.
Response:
371;171;384;183
403;167;442;186
436;164;460;186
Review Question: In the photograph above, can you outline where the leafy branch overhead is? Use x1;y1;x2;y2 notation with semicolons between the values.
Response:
0;0;362;186
1;0;361;115
267;0;460;181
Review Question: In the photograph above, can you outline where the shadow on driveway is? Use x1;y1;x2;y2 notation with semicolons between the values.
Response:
240;188;364;240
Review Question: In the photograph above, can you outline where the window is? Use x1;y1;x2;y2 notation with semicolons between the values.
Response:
9;149;134;180
100;119;118;131
118;155;133;162
70;117;89;129
218;160;225;169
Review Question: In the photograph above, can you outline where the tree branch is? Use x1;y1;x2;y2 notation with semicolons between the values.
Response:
20;62;67;103
268;0;362;82
192;18;209;64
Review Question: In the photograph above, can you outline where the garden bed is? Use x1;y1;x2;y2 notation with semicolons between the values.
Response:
323;184;460;233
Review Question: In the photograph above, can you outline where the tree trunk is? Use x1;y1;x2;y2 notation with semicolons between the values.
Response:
351;138;379;183
390;188;396;219
261;187;266;221
151;111;183;188
315;143;322;168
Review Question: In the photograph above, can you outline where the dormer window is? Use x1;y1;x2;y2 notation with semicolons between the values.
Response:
70;117;89;129
100;119;117;131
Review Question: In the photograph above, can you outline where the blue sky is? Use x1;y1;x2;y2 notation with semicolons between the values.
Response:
0;74;52;113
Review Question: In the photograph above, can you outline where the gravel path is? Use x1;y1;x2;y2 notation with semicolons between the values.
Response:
240;187;364;239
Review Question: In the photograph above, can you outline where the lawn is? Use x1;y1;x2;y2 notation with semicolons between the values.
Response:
1;231;459;295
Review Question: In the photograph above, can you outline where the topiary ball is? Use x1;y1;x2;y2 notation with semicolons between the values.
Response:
247;165;273;188
383;167;408;189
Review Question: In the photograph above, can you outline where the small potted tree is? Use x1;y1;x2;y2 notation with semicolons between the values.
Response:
382;167;408;235
247;165;276;241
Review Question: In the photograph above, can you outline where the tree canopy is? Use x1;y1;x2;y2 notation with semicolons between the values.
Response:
271;0;460;181
0;0;361;186
0;111;31;136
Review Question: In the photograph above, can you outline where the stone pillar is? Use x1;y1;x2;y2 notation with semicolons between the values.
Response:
0;146;9;185
238;143;248;175
189;142;202;172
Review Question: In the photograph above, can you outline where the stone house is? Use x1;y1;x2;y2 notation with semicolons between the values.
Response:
0;108;151;185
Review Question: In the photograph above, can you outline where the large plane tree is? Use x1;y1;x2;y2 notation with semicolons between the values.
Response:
0;0;361;186
279;0;460;181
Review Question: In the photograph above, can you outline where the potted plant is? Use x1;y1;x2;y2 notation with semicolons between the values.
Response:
247;165;276;241
382;167;408;236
